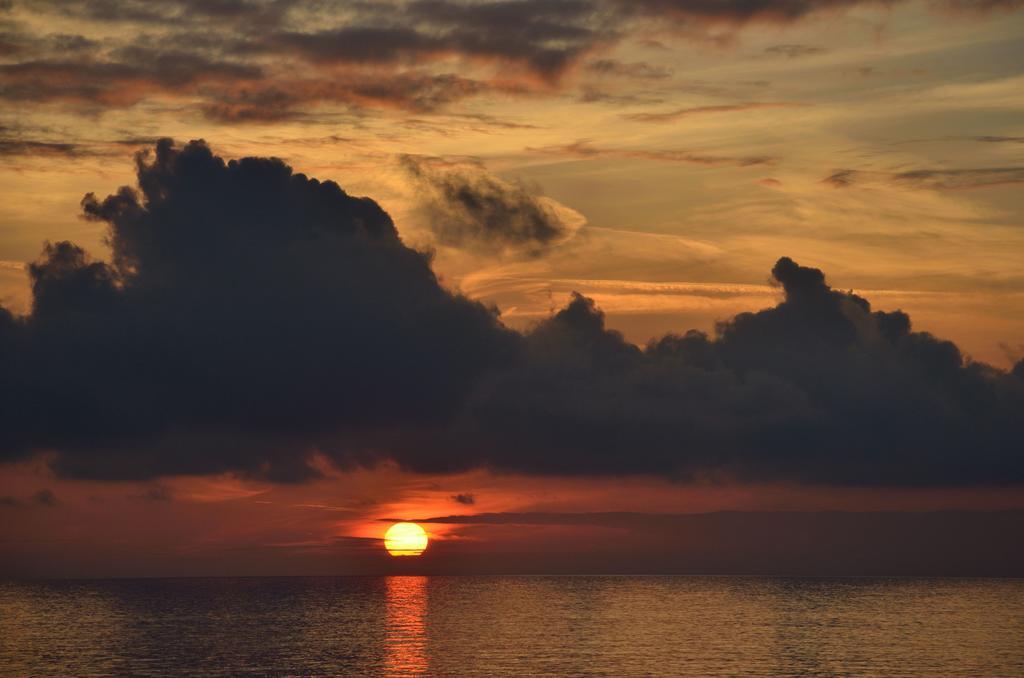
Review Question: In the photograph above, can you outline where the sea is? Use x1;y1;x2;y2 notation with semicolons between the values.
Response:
1;576;1022;676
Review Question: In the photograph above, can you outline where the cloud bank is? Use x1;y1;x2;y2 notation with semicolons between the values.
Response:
0;139;518;481
2;0;1019;121
1;140;1022;485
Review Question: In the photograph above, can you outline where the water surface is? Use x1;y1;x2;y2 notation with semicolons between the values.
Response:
2;576;1022;675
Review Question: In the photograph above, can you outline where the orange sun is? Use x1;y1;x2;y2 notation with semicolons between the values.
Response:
384;522;429;557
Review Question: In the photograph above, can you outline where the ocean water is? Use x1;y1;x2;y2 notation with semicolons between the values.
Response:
1;576;1023;676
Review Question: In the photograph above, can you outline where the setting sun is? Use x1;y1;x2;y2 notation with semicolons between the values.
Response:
384;522;429;557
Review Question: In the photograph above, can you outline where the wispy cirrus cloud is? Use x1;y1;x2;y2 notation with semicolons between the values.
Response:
763;44;827;58
622;101;800;123
0;138;85;157
972;135;1024;143
529;139;777;167
826;167;1024;190
586;59;672;79
0;53;262;108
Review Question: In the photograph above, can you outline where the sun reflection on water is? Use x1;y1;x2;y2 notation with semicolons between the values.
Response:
384;576;428;676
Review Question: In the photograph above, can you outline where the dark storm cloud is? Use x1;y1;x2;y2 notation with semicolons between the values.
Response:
0;139;518;482
402;155;574;256
825;167;1024;190
413;256;1024;485
1;141;1022;486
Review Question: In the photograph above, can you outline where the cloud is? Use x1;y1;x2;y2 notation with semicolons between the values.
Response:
0;54;262;108
530;139;777;167
269;9;598;83
407;257;1024;485
32;488;57;506
0;25;491;119
825;167;1024;190
0;139;518;481
16;0;295;25
0;488;60;507
576;87;665;105
1;141;1022;486
822;169;859;187
1;0;1020;120
586;59;672;79
451;493;476;505
137;485;173;501
0;28;99;59
200;72;490;122
764;44;827;58
401;155;581;256
613;0;1023;23
933;0;1024;14
399;0;606;81
0;138;85;157
608;0;873;23
19;0;1020;32
623;102;797;123
972;136;1024;143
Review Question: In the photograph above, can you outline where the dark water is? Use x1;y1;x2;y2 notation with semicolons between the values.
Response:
2;576;1023;676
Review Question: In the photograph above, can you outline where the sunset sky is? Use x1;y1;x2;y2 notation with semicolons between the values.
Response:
1;0;1023;577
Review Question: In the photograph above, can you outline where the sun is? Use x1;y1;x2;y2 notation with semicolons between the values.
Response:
384;522;429;557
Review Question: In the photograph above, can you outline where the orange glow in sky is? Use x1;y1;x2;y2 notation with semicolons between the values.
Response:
1;0;1023;580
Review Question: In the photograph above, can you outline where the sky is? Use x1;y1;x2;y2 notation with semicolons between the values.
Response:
1;0;1023;577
